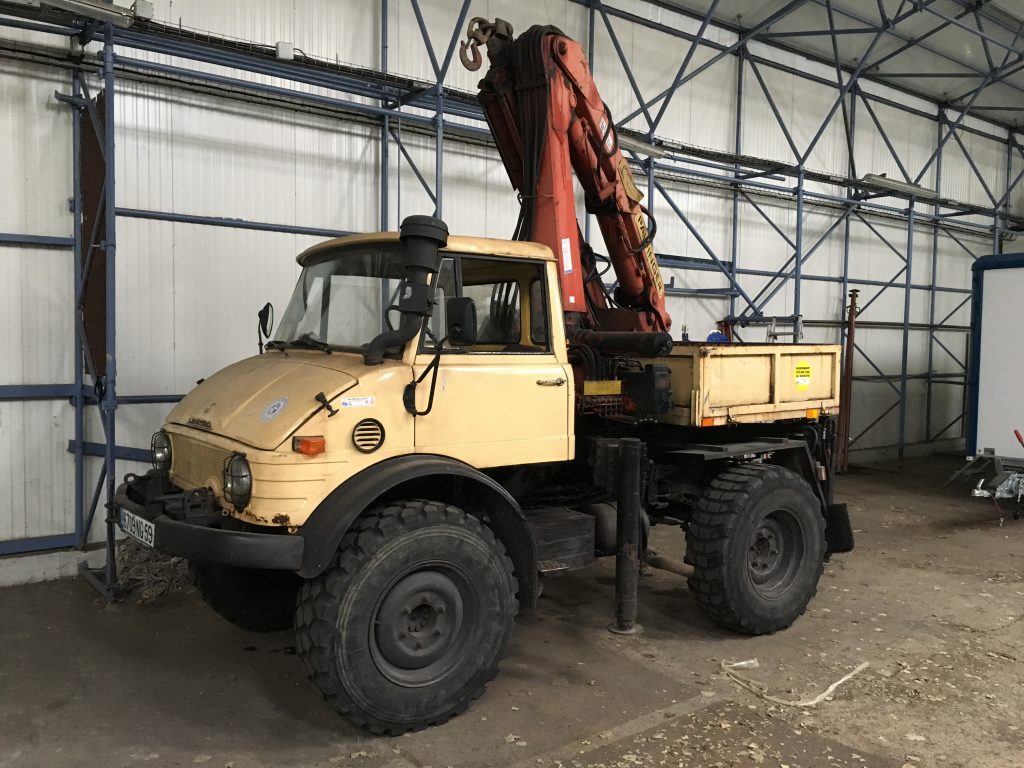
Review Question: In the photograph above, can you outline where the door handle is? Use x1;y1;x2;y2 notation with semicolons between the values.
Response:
536;377;567;387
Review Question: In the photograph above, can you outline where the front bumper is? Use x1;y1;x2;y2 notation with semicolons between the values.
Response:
114;470;304;570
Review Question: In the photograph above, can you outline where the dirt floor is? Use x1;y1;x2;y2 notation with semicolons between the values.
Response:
0;456;1021;768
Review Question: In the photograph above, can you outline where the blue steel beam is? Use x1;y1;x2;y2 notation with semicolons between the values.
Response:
920;4;1023;57
739;192;796;249
66;440;150;463
799;11;889;165
855;265;907;315
728;45;744;320
823;0;856;178
815;0;1024;104
746;57;801;162
916;45;1024;183
852;212;908;263
650;175;760;315
925;115;943;443
650;0;720;135
946;127;998;207
897;201;915;463
388;127;437;204
742;209;851;318
0;384;77;400
853;342;901;395
116;208;351;239
0;233;74;247
857;91;913;184
863;4;974;69
609;0;812;128
974;7;996;71
71;66;85;549
0;534;78;557
932;335;966;370
597;0;654;130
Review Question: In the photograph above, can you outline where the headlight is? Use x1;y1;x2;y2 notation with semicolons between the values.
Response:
151;430;171;471
222;453;252;511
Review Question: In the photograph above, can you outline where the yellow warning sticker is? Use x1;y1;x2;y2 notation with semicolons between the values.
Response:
795;361;812;391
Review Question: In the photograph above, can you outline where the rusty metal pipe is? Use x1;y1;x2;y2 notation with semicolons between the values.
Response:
644;550;694;578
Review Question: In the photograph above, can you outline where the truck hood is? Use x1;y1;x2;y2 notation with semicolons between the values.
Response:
167;353;361;450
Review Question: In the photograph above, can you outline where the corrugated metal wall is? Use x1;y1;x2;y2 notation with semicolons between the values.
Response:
0;0;1018;550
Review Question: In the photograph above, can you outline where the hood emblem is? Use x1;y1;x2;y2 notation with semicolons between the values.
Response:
188;417;212;431
260;397;288;422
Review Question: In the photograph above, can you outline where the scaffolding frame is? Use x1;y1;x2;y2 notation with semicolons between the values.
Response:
0;1;1023;589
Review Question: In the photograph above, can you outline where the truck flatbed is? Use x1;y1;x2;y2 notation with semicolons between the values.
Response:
653;342;840;427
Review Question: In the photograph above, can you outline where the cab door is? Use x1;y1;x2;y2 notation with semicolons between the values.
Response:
410;254;572;467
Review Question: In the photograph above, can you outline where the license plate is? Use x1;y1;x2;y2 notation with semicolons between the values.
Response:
119;509;155;548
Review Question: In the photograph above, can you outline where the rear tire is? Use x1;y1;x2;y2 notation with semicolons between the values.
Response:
685;463;825;635
295;500;518;735
190;562;300;632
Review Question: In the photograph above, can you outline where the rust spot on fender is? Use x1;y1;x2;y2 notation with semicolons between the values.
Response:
272;513;291;526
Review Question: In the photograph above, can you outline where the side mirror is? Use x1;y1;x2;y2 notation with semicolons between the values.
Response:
258;302;274;338
446;297;477;346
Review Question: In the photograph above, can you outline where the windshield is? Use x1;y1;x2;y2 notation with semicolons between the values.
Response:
273;244;406;353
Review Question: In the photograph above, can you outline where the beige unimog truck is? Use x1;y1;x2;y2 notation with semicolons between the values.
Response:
116;216;852;735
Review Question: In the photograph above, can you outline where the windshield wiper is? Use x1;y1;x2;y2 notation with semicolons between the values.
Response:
267;332;334;353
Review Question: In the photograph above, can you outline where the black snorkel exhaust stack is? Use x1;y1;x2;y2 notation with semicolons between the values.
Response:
363;215;449;366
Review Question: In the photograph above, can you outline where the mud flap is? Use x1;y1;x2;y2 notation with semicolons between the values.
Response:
824;502;854;555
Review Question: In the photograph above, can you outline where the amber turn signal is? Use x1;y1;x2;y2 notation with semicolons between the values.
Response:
292;435;326;455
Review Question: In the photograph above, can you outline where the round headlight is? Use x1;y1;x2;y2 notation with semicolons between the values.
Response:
222;453;252;511
151;430;171;471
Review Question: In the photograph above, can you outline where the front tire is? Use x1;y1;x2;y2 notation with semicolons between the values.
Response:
295;500;518;735
685;463;826;635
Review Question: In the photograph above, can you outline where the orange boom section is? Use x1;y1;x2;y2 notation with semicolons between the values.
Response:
462;19;671;335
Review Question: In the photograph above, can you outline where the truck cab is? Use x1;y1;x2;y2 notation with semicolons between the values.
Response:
155;231;574;537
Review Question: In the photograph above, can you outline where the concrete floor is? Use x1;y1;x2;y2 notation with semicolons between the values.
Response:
0;456;1021;768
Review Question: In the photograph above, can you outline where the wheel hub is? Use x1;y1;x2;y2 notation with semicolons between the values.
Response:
746;510;803;597
749;523;782;575
374;570;464;676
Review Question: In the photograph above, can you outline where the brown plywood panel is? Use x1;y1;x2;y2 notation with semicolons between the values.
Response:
80;90;107;377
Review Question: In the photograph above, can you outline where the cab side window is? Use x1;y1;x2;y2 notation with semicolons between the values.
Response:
459;257;550;354
463;281;520;345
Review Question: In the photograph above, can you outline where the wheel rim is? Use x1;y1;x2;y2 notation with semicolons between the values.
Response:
370;566;476;687
746;509;805;599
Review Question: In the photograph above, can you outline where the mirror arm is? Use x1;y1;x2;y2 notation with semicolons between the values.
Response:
402;337;447;416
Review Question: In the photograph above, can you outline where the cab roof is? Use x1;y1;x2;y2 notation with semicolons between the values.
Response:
296;231;555;266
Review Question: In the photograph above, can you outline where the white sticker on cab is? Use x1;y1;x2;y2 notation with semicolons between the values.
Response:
341;396;375;408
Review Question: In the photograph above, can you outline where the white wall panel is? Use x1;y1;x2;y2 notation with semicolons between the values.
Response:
0;401;76;544
0;63;72;237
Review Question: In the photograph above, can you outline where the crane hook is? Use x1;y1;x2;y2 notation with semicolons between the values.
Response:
460;16;497;71
459;38;482;71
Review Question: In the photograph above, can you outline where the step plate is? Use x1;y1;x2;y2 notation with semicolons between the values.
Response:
523;506;596;573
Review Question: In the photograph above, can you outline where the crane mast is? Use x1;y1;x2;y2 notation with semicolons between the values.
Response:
461;18;672;336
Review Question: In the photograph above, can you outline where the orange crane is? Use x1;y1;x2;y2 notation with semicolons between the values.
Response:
462;18;671;336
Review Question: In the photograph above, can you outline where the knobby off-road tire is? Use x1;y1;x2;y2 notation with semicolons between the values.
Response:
295;500;518;735
685;463;826;635
190;562;301;632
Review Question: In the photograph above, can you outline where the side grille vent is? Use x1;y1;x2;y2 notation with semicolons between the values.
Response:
352;419;385;453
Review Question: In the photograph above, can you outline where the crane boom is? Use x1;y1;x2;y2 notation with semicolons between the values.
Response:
462;18;672;335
